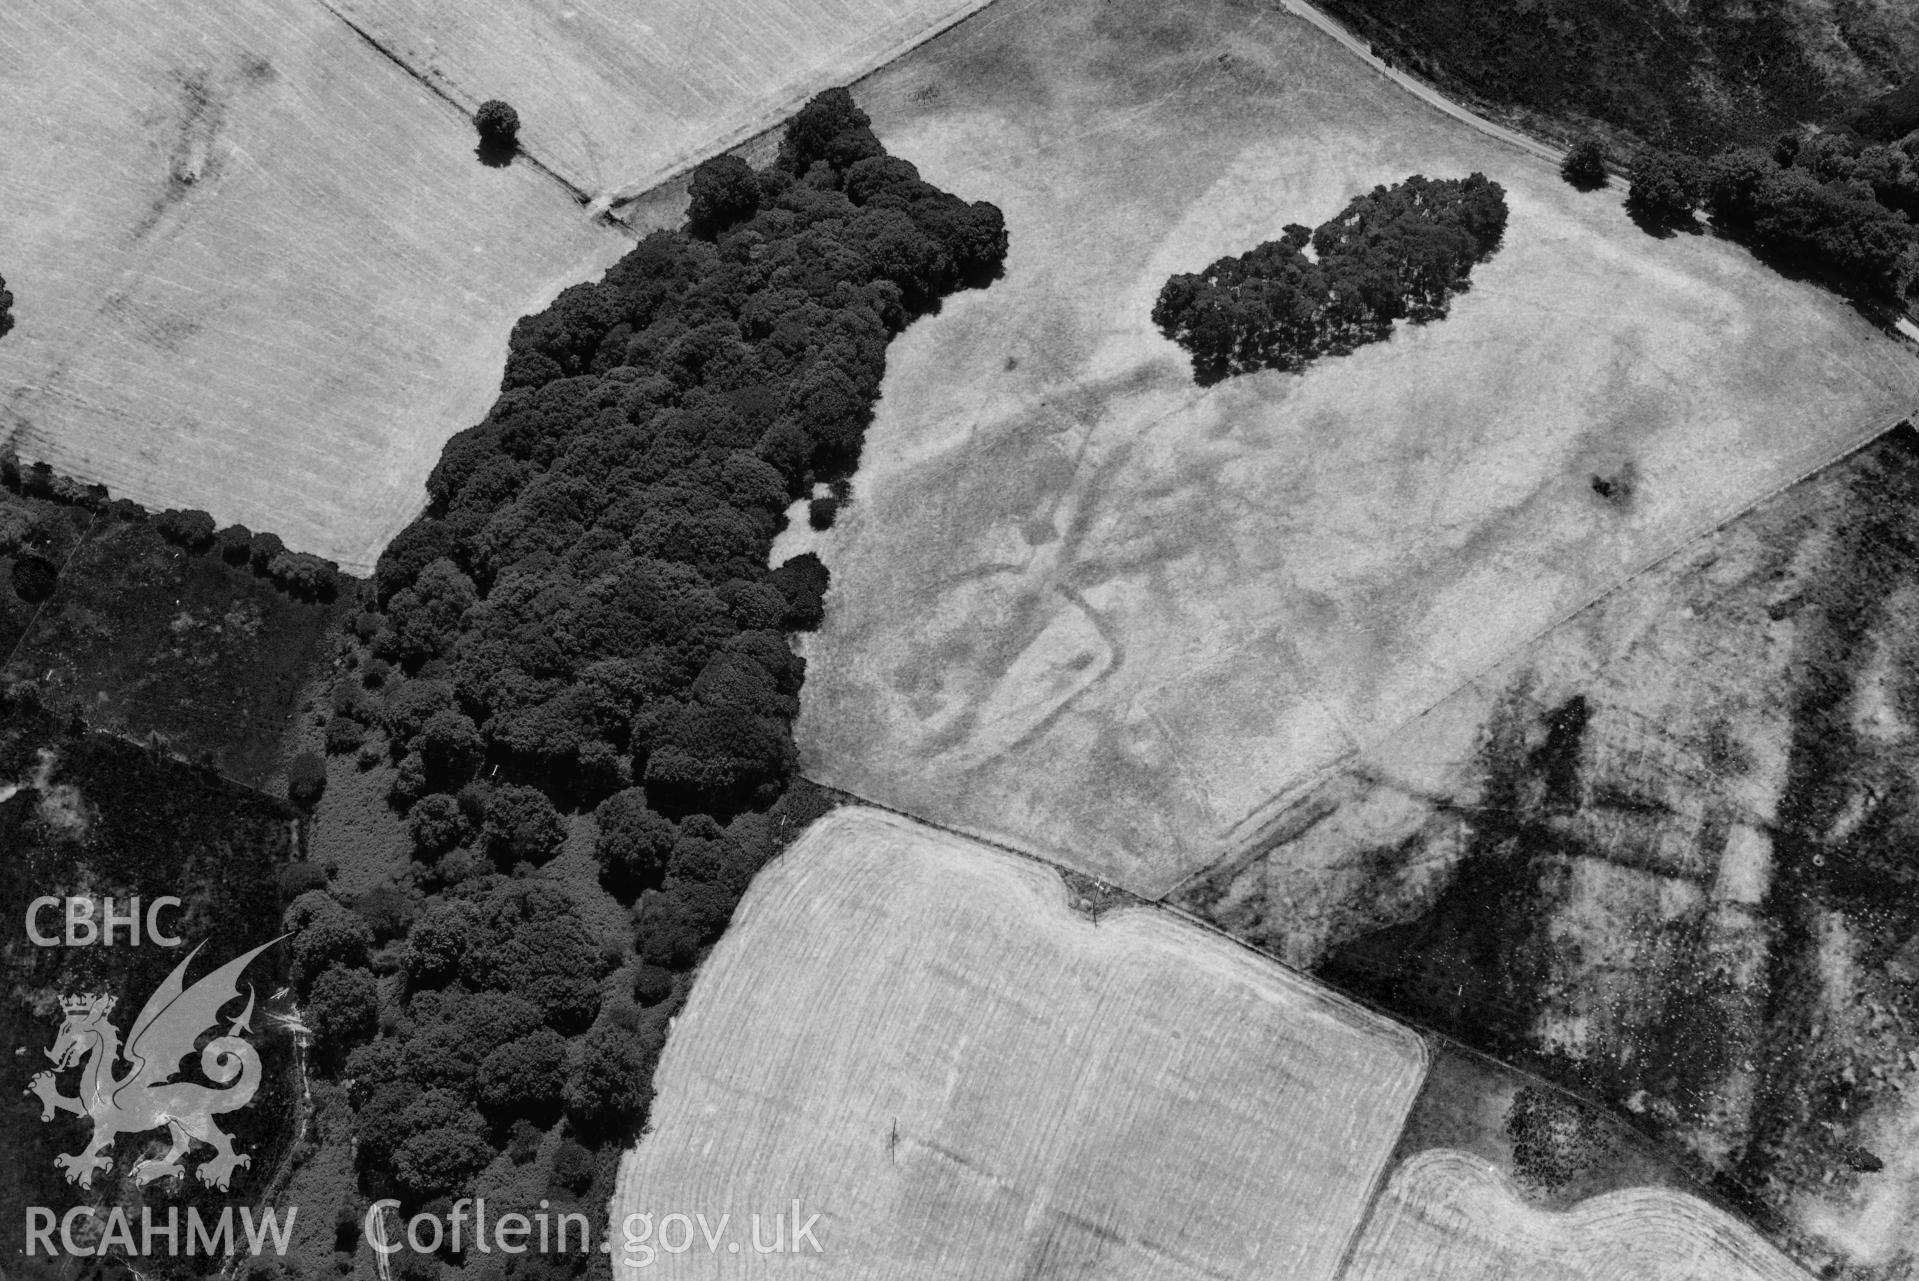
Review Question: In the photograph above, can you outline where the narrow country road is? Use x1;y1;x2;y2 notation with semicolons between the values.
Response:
1279;0;1565;166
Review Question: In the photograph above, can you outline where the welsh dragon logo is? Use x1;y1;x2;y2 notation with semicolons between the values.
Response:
26;937;283;1192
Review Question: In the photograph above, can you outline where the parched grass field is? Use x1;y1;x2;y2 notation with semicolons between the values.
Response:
612;806;1426;1279
792;0;1919;898
0;0;626;573
326;0;997;204
1344;1150;1809;1280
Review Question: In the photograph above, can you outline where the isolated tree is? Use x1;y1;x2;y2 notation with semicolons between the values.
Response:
266;549;341;600
402;899;479;986
390;751;429;804
248;530;285;573
0;271;13;339
287;750;328;808
769;552;830;630
1560;135;1608;190
324;715;365;756
306;963;379;1048
776;86;882;177
551;1140;595;1194
564;1017;659;1129
284;890;373;988
408;791;470;857
392;1095;495;1200
482;783;567;864
413;707;484;784
353;886;417;943
632;963;676;1007
1627;149;1705;227
154;508;217;551
594;788;677;898
474;99;521;148
382;678;457;743
475;1026;568;1113
686;155;762;238
214;523;254;564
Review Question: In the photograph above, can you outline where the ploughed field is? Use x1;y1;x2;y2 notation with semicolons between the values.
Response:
612;806;1428;1279
1345;1150;1809;1281
790;0;1919;899
0;0;626;573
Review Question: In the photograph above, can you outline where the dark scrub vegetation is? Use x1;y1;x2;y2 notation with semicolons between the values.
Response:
0;695;297;1275
1318;0;1916;153
0;461;344;785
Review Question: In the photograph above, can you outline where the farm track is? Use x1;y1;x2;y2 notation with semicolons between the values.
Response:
1275;0;1563;166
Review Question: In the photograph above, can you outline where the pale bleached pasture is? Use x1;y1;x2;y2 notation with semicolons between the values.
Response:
0;0;626;573
793;0;1919;899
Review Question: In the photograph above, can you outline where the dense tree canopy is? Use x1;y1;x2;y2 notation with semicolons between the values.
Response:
1152;174;1508;384
1560;136;1608;190
1626;148;1706;227
335;85;1004;1225
686;155;762;238
1626;133;1919;301
474;100;520;145
1706;136;1919;299
284;889;373;987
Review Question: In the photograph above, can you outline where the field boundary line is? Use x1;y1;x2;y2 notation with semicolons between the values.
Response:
307;0;634;234
794;787;1804;1275
1172;404;1919;906
799;784;1432;1056
594;0;1007;211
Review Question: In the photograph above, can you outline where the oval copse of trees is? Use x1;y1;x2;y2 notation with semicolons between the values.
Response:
1152;173;1509;384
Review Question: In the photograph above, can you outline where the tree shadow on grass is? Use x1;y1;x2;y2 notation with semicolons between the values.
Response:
1624;203;1703;240
475;137;518;169
1719;229;1917;341
1634;211;1919;340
